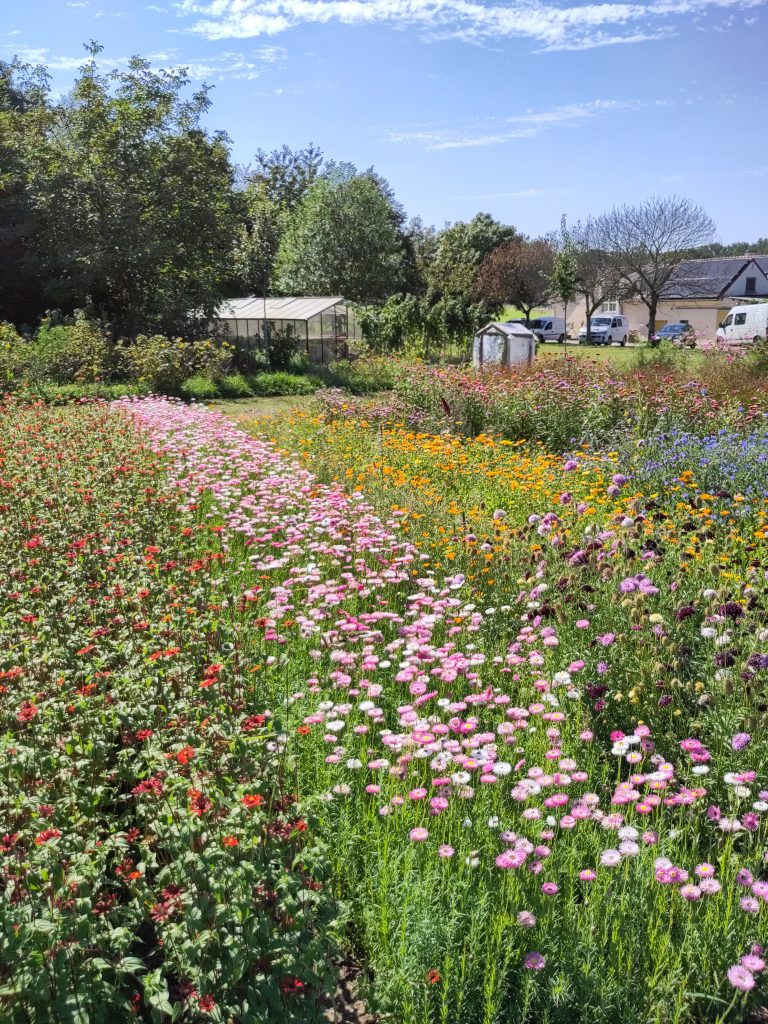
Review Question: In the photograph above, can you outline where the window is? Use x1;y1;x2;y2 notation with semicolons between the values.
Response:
745;277;756;295
600;296;618;313
722;314;733;327
734;313;747;326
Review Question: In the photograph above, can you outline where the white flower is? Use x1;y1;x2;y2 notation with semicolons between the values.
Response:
345;758;363;769
734;785;752;799
487;816;501;828
618;826;638;841
492;761;512;776
452;771;471;786
691;766;710;775
462;818;473;828
326;720;346;733
699;627;717;639
752;801;768;812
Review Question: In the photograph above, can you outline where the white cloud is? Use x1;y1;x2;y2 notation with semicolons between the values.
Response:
175;0;767;51
9;44;287;80
384;98;651;149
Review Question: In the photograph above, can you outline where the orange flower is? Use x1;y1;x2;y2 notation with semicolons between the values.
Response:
426;969;441;985
222;835;239;847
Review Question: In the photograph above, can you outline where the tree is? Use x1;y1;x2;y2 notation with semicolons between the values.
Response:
25;43;240;336
229;145;324;298
596;196;716;339
569;218;620;343
0;58;51;326
427;213;518;300
473;236;554;322
273;164;404;302
550;218;579;351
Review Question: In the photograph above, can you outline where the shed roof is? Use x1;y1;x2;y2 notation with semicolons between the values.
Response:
477;321;535;338
216;296;345;321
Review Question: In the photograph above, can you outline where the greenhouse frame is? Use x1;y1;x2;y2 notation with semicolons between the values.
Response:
214;296;360;366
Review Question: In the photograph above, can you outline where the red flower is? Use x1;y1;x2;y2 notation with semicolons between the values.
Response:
222;835;238;847
279;976;306;996
17;702;38;723
242;794;264;809
187;789;213;816
241;714;267;732
34;828;61;846
76;644;96;656
426;969;441;985
198;995;215;1012
175;745;195;765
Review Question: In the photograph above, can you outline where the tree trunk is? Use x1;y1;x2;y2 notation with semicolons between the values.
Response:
647;300;657;343
563;300;568;357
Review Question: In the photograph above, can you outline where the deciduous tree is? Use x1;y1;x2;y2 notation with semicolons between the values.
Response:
596;196;716;339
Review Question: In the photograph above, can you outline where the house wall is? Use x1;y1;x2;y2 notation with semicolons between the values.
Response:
727;264;768;297
551;297;743;341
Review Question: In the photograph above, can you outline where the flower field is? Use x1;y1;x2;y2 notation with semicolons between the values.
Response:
2;386;767;1023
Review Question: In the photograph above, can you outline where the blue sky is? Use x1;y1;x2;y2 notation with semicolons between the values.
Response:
4;0;768;241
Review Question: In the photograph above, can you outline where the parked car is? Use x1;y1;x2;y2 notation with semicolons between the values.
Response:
529;316;566;342
654;322;696;348
716;303;768;345
578;315;629;346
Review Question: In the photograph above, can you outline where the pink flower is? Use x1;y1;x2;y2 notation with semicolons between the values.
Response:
517;911;537;928
523;952;546;971
540;882;559;896
579;869;596;882
741;954;765;973
409;827;428;842
727;964;755;991
438;845;454;859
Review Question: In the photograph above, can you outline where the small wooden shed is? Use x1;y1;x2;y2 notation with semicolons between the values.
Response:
473;321;536;369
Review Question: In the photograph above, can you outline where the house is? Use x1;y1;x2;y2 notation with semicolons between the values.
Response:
552;256;768;341
473;321;536;368
214;296;360;365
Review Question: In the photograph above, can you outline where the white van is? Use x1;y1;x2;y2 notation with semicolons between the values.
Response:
716;303;768;345
530;316;566;342
578;314;629;346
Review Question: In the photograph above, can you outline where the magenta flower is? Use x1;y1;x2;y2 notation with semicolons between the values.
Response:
741;954;765;973
438;845;455;859
540;882;559;896
409;827;428;842
579;869;597;882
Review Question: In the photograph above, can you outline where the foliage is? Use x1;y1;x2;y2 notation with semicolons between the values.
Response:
117;333;233;394
265;325;302;371
32;310;112;383
274;165;406;302
427;214;518;300
310;355;397;394
217;372;255;399
3;46;239;337
248;371;317;396
549;219;579;334
473;237;554;320
181;373;220;401
0;403;338;1021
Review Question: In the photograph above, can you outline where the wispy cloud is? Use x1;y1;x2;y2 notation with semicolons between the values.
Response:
384;99;653;149
8;44;287;80
452;187;575;200
175;0;767;51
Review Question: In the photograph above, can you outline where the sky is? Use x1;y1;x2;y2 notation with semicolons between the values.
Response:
3;0;768;242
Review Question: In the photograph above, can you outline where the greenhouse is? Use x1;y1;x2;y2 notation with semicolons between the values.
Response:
214;296;360;365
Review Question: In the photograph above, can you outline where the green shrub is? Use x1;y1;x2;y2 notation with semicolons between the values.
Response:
33;312;111;384
117;335;233;394
247;372;317;397
217;373;254;399
0;322;31;389
310;356;397;394
181;374;219;401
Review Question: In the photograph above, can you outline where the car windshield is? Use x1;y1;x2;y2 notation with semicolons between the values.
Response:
530;319;545;328
591;318;611;327
661;324;684;334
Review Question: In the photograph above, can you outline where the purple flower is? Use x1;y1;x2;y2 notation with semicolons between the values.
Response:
731;732;751;752
523;952;546;971
563;460;578;472
540;882;559;896
742;954;765;973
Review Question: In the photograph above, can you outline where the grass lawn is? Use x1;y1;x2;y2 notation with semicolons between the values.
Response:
207;392;317;420
536;341;707;369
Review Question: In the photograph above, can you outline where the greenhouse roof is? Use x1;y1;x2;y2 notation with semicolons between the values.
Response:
216;296;345;321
